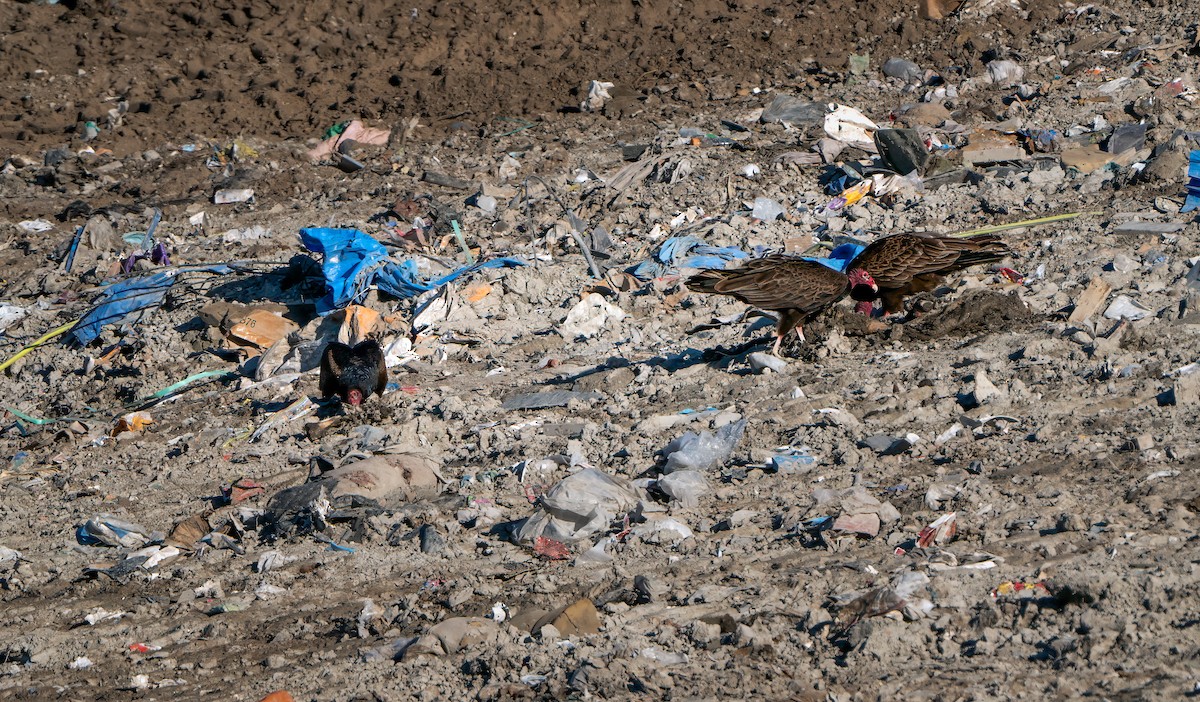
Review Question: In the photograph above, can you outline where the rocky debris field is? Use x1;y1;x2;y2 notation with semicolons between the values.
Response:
2;0;1200;700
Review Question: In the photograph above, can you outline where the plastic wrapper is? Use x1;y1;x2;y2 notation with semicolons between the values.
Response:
656;470;709;508
515;468;641;544
662;419;746;474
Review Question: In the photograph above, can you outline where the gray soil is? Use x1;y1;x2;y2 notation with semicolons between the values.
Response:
2;0;1200;700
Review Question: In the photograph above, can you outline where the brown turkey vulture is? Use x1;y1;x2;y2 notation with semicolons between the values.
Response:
687;255;849;355
846;233;1011;315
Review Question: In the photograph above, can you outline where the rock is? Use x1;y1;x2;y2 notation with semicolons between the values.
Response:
962;130;1025;166
747;352;788;374
874;129;930;175
418;524;447;554
831;512;880;538
882;57;922;83
1173;374;1200;406
1109;254;1138;273
406;617;498;659
1069;330;1094;346
1140;147;1188;183
968;369;1002;406
902;102;952;126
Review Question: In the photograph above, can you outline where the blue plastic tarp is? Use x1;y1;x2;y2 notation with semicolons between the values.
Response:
1182;150;1200;214
300;228;526;314
70;266;233;346
629;235;751;280
809;242;865;273
631;235;864;280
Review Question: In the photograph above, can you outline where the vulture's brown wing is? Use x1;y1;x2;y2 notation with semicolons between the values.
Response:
687;255;849;316
851;233;1009;288
319;342;352;398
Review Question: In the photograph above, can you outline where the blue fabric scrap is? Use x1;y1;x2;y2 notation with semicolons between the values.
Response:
300;227;526;314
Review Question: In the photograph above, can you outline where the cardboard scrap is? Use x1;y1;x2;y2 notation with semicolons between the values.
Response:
228;310;299;350
1067;277;1112;324
335;305;380;346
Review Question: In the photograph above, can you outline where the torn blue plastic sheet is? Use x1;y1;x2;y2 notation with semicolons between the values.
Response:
299;228;525;314
1181;150;1200;214
70;265;232;346
629;235;751;280
808;242;865;273
632;236;863;280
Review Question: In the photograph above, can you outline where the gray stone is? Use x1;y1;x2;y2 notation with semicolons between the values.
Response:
881;57;922;83
874;128;930;175
760;95;826;125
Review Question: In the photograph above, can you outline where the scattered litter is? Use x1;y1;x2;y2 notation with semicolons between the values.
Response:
214;189;255;204
77;516;161;549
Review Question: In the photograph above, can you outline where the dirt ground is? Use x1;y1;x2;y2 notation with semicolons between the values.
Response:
2;0;1200;700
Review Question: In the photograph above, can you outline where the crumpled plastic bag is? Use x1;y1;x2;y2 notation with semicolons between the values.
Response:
77;515;162;548
629;235;749;281
662;419;746;473
306;120;391;162
657;471;709;508
70;266;233;346
515;468;641;544
581;80;615;112
559;293;626;338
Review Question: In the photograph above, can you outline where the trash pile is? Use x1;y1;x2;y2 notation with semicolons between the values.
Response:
1;0;1199;699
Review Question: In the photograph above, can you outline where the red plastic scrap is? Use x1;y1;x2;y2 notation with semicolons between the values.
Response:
128;642;160;653
998;267;1024;283
916;512;957;548
222;477;265;504
533;536;570;561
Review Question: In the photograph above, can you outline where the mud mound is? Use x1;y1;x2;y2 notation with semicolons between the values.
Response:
902;289;1035;340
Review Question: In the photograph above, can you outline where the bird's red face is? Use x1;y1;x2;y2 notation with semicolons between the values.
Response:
848;268;878;292
347;389;364;406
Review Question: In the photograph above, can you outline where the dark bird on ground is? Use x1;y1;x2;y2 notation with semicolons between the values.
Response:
845;233;1011;315
686;255;849;355
319;339;388;405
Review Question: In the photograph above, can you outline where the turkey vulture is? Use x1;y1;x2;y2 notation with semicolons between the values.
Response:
319;340;388;405
846;233;1010;315
687;255;849;355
